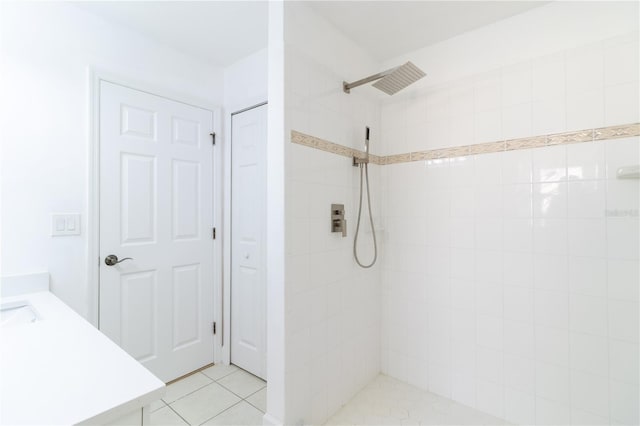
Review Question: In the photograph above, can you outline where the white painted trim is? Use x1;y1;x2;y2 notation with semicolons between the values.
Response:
86;67;223;364
262;412;283;426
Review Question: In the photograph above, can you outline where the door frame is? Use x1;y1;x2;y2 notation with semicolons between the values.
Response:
223;101;268;368
87;67;224;364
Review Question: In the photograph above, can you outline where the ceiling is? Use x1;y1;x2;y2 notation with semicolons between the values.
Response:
307;1;549;62
75;1;548;68
75;1;268;68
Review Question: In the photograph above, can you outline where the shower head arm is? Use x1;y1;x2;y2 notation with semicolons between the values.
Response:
343;65;400;94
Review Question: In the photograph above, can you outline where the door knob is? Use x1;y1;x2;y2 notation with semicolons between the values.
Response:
105;255;133;266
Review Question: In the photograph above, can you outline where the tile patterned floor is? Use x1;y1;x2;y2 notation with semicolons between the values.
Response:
150;365;267;426
151;370;508;425
325;375;510;426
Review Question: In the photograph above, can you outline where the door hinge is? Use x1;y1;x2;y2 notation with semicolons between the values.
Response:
210;132;216;145
213;322;217;334
213;227;216;239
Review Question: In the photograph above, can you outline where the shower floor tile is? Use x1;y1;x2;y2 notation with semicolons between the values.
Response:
325;375;510;425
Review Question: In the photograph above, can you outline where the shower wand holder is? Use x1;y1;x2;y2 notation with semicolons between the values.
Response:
353;156;369;167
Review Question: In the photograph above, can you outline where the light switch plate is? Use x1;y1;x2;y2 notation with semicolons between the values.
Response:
51;214;81;236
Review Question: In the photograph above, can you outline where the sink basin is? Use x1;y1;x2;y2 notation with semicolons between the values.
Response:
1;301;41;327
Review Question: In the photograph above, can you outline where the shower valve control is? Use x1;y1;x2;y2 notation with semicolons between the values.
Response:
331;203;347;237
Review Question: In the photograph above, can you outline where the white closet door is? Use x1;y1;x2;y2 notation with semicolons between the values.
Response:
99;81;215;382
231;104;267;379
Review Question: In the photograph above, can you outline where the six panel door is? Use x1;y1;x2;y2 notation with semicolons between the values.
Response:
99;81;214;383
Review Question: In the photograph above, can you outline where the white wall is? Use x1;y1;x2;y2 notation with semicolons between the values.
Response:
283;3;382;424
378;1;639;155
221;47;268;367
0;2;224;319
224;48;268;113
379;2;639;425
265;2;286;424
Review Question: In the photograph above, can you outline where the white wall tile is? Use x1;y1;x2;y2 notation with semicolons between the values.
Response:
568;218;606;258
608;259;640;302
536;361;570;404
475;71;502;112
504;388;536;425
604;137;640;180
609;380;640;425
609;339;639;385
502;62;532;107
503;219;533;252
504;320;534;358
535;289;568;329
532;52;566;102
504;286;534;322
533;219;568;255
476;281;503;316
475;218;503;250
477;315;503;351
570;332;609;377
533;254;568;291
607;218;639;260
504;354;535;393
571;408;609;425
474;109;502;144
608;300;639;343
536;325;569;366
451;373;477;408
567;181;605;218
476;346;503;384
605;82;640;125
374;26;638;426
565;43;604;96
502;149;533;184
567;142;606;181
606;179;640;214
535;397;571;425
569;293;608;336
568;256;606;297
503;252;534;287
604;39;639;87
533;182;567;218
474;153;503;185
503;103;532;140
476;380;504;419
532;97;566;135
533;145;567;183
566;89;604;131
570;370;609;418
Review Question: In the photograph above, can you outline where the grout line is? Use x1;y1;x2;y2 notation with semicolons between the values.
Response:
164;380;215;405
166;403;191;426
197;399;245;426
205;367;241;382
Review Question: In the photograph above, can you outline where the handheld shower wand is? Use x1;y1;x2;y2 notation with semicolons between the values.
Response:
353;127;377;268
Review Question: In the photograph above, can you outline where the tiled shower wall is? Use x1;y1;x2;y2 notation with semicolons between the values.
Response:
380;30;639;426
283;3;382;424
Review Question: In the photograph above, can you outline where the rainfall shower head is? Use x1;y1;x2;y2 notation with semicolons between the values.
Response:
343;61;426;95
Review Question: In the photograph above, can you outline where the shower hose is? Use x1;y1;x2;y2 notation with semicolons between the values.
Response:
353;162;378;268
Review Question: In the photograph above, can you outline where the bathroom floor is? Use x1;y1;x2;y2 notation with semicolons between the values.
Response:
325;375;509;426
149;364;266;425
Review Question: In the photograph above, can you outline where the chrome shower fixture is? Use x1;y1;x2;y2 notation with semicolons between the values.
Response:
343;61;426;95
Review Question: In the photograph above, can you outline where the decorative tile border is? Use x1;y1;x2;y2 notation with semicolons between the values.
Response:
290;130;385;165
291;123;640;166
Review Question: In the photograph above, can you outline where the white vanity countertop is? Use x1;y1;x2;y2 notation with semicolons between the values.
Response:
1;291;165;425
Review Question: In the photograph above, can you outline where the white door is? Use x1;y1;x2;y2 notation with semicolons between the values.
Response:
99;81;215;383
231;104;267;379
